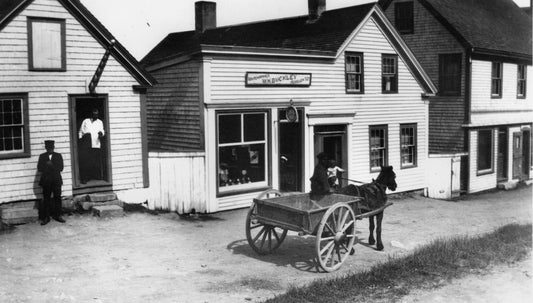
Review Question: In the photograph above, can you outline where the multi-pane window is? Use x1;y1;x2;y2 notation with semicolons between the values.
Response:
439;54;462;96
477;129;494;174
491;62;502;98
369;125;388;172
345;52;364;93
395;2;414;34
517;64;527;98
400;124;417;168
217;111;268;193
1;95;28;158
382;54;398;93
28;18;66;71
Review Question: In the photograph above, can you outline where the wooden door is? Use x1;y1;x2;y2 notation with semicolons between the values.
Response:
512;132;523;180
497;128;508;181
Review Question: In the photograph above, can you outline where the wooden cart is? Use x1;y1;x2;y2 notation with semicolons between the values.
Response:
245;189;392;272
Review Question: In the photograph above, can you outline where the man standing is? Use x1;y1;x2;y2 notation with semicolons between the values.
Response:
310;152;332;195
78;108;105;183
37;140;65;225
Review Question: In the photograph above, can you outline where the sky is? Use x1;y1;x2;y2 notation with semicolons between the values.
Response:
79;0;532;61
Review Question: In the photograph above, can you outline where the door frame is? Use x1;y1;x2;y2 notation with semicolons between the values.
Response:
313;124;348;187
68;94;112;188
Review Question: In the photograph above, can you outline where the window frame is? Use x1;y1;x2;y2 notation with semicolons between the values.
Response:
400;123;417;169
27;17;66;72
395;1;414;34
345;52;364;94
369;125;388;173
438;53;462;96
382;54;398;94
216;110;270;197
477;129;494;175
517;64;527;99
0;93;30;160
491;62;502;98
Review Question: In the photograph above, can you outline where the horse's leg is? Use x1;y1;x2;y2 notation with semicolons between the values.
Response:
368;215;375;245
376;211;384;251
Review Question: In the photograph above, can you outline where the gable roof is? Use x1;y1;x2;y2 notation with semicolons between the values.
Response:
0;0;155;86
141;3;376;66
379;0;532;61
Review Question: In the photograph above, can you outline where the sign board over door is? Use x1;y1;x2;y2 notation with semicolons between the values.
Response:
245;72;312;87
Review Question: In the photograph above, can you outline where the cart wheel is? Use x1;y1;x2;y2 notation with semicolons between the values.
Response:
315;202;356;272
256;188;283;200
246;202;288;255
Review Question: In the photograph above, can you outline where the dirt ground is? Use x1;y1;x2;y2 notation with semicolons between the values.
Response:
1;186;531;303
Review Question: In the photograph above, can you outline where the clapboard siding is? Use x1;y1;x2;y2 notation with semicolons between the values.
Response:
0;0;144;203
208;17;428;210
146;60;202;151
383;0;466;154
470;60;533;126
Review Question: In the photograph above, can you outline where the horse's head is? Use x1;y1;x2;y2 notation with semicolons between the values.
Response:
376;166;397;191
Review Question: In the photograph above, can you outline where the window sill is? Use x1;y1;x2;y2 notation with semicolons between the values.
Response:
217;185;271;198
400;164;417;170
346;90;364;94
0;152;31;160
476;169;494;176
382;91;398;94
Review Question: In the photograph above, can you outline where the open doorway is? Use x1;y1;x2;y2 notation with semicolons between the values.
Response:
314;124;347;188
278;108;303;192
69;95;111;187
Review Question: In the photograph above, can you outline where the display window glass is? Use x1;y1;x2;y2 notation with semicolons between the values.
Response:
217;111;269;193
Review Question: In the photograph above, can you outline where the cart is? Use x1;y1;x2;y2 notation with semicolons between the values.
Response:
245;189;393;272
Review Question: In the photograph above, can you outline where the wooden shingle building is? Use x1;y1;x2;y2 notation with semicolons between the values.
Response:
142;0;437;213
0;0;154;212
379;0;532;197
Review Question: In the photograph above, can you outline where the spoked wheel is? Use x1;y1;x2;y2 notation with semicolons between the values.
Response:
245;190;288;255
315;202;356;272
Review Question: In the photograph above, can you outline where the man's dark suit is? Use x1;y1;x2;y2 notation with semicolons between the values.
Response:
37;152;64;220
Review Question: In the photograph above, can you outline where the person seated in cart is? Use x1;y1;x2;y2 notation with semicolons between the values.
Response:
310;152;333;195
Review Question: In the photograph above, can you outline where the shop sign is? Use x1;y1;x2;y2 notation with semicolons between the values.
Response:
245;72;312;87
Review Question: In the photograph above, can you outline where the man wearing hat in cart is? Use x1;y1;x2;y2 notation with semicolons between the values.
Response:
310;152;333;196
37;140;65;225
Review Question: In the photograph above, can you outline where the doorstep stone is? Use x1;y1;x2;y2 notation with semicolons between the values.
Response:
92;205;123;217
82;200;124;211
88;193;117;202
497;181;519;190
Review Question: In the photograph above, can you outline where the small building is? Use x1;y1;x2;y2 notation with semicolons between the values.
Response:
379;0;532;198
0;0;155;208
142;0;437;213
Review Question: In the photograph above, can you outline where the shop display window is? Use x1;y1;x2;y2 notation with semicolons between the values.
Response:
217;112;268;193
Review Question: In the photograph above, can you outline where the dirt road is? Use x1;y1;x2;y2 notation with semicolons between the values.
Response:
1;186;531;303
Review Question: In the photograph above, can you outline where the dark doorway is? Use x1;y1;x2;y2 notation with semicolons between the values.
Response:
497;128;508;182
314;125;347;188
278;108;303;192
512;132;523;180
70;95;110;187
522;129;531;180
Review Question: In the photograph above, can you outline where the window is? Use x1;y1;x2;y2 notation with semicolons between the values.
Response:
517;65;527;98
382;55;398;93
395;2;414;34
400;124;417;168
0;94;30;159
477;129;494;174
345;52;364;93
217;111;269;194
439;54;462;96
369;125;388;172
28;17;66;71
491;62;502;98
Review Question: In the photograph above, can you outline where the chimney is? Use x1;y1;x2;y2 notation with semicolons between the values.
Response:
308;0;326;21
195;1;216;33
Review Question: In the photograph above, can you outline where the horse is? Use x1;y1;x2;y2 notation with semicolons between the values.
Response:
337;166;397;251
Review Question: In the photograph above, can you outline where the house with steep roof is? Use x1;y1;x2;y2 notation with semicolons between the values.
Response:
0;0;155;214
379;0;532;197
141;0;437;213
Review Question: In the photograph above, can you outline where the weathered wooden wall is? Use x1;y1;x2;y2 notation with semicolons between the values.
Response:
148;152;207;213
0;0;144;203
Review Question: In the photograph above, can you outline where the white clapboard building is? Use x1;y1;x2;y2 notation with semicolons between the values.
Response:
141;0;437;213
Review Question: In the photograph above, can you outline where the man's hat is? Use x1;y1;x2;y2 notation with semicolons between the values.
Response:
316;152;329;160
44;140;55;148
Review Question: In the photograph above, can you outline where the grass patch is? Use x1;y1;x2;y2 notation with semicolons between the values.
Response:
265;223;532;303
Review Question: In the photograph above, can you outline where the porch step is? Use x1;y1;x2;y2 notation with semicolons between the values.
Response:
0;204;38;225
81;200;124;211
92;205;123;217
87;193;117;202
497;180;519;190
